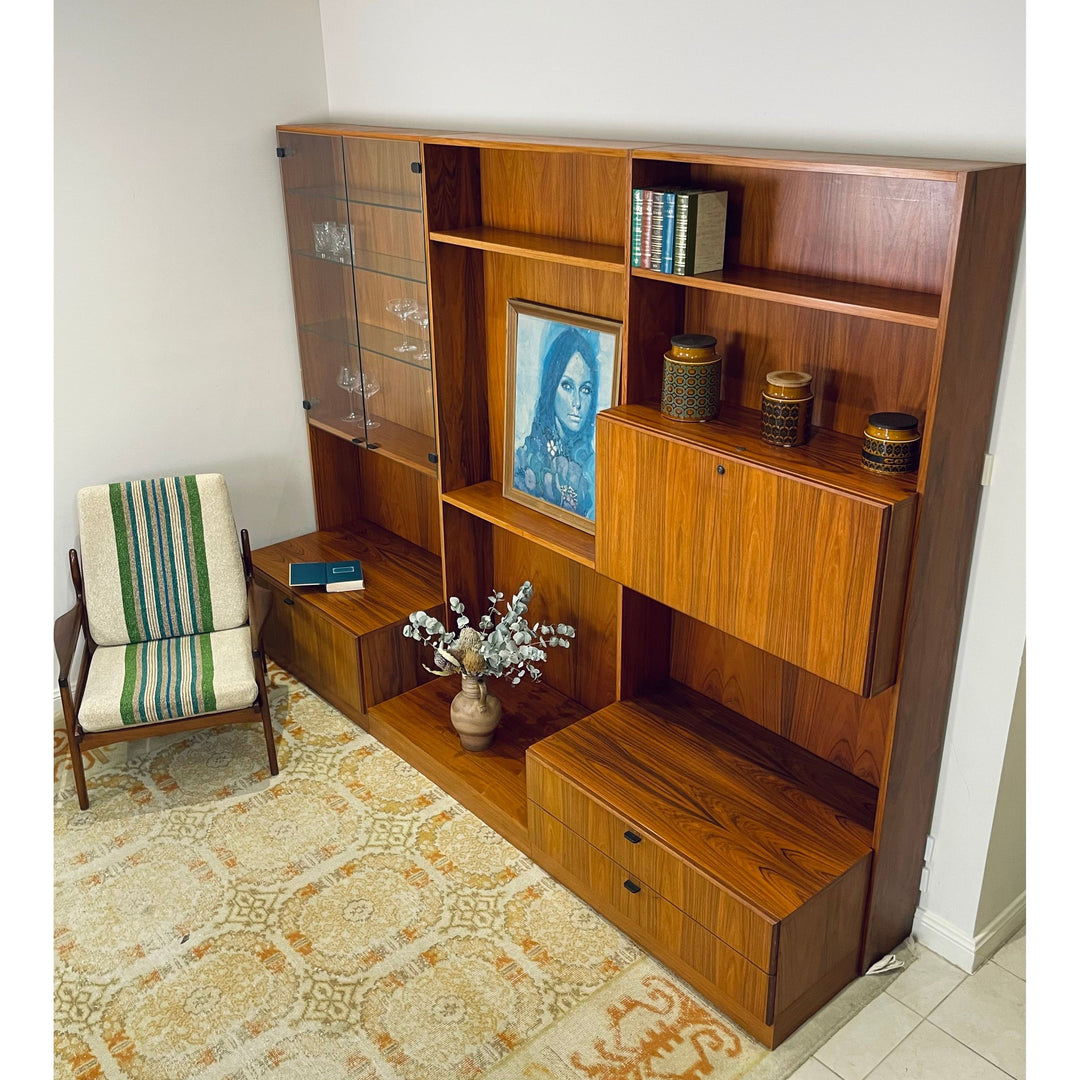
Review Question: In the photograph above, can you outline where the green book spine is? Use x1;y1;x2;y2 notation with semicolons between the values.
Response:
631;189;643;268
673;192;691;275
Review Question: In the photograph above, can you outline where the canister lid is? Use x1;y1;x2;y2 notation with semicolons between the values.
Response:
670;334;717;349
765;370;812;388
868;411;919;431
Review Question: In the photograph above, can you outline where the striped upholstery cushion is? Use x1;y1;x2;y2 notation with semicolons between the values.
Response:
78;474;248;647
78;627;258;732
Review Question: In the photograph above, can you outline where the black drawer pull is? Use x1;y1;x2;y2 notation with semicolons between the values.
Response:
283;597;295;606
623;830;642;844
623;879;641;894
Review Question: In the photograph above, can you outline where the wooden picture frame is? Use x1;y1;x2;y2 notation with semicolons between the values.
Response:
503;299;622;534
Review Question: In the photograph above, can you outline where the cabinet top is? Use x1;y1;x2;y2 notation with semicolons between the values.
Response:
277;121;1024;176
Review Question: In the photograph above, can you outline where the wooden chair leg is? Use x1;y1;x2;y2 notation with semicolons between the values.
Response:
60;686;90;810
255;656;279;776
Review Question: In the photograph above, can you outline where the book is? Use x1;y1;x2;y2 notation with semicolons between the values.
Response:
660;191;677;274
649;190;665;270
640;189;654;270
288;560;365;592
672;189;705;275
678;190;729;275
630;188;644;268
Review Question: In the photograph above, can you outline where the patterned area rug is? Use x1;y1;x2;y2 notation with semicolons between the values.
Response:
55;664;768;1079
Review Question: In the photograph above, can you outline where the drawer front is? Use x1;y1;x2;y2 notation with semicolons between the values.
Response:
528;758;777;970
530;803;772;1021
259;577;364;719
596;417;913;696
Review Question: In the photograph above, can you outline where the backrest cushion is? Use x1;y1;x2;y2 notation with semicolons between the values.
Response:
78;474;248;646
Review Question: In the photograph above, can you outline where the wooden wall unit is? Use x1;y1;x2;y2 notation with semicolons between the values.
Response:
262;122;1024;1048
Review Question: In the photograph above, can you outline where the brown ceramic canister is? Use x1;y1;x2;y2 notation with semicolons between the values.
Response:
761;370;813;446
661;334;721;422
861;412;921;473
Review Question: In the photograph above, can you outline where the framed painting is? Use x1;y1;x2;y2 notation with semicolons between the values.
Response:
503;300;622;534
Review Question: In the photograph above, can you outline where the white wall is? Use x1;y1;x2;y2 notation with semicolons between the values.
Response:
317;0;1026;953
54;0;329;617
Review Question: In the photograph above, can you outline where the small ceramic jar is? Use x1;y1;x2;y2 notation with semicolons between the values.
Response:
761;370;813;446
861;412;921;474
661;334;721;422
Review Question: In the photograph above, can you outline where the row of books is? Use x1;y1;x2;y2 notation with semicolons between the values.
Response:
631;188;729;276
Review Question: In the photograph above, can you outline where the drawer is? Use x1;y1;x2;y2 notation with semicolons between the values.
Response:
258;576;364;721
530;803;773;1022
528;758;777;971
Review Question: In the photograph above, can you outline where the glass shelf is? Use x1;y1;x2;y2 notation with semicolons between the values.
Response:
299;319;431;371
285;184;423;213
294;247;427;285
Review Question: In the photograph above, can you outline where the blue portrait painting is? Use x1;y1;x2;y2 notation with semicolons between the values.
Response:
505;301;621;532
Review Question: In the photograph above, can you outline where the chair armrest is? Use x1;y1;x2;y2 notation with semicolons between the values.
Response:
54;601;84;686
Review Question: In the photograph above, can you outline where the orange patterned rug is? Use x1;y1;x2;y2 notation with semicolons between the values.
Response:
54;664;767;1079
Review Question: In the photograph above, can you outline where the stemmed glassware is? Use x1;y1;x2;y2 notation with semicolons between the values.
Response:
338;365;362;423
406;302;430;362
386;298;419;353
358;374;382;430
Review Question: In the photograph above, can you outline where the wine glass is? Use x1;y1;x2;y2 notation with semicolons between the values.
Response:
406;302;430;361
359;375;382;430
385;298;419;353
338;365;362;423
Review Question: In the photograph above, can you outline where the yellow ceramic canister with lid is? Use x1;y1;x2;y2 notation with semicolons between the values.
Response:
761;370;813;446
661;334;721;422
861;412;921;473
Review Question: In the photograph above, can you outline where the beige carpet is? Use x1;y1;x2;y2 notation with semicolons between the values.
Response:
55;664;774;1079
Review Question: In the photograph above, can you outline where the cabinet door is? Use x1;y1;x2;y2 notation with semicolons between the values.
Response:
595;417;915;696
277;132;435;471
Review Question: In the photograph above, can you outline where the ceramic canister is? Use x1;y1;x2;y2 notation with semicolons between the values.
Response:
661;334;721;422
761;370;813;446
861;412;921;474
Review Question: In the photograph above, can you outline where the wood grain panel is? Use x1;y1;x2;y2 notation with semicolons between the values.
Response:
682;288;938;438
528;805;773;1019
862;164;1025;965
356;450;440;555
365;675;589;851
672;164;958;294
492;529;618;713
308;424;363;530
528;763;778;969
596;416;911;695
528;695;874;922
670;616;894;786
355;351;435;439
421;143;482;233
617;588;672;700
342;136;422;206
482;252;624;486
479;148;628;246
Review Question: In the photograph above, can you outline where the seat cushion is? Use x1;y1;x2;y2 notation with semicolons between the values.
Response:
79;627;258;732
78;474;248;647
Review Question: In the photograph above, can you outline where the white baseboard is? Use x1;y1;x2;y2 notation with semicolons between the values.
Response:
913;890;1025;973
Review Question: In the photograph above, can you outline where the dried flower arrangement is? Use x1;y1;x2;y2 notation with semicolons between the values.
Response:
403;581;575;685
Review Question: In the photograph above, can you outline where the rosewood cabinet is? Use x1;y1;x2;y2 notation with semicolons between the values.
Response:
262;121;1024;1048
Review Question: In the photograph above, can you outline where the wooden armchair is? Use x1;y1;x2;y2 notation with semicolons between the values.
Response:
55;474;279;809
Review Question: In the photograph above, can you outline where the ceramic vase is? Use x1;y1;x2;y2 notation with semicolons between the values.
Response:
449;674;502;751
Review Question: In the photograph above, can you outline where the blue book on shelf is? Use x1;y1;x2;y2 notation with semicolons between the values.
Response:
288;560;364;592
661;191;677;274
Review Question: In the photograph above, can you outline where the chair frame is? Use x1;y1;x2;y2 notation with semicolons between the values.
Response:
55;528;280;810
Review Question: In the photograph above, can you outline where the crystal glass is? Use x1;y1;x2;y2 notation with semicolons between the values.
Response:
313;221;335;259
329;221;353;264
359;375;382;430
338;365;361;423
386;298;419;353
406;302;430;362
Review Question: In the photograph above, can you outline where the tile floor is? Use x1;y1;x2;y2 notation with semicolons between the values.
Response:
788;929;1026;1080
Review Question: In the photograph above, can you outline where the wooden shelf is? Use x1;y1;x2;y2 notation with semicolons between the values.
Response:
366;676;591;851
604;402;917;504
633;265;940;327
430;226;624;273
441;481;597;567
285;184;423;212
308;416;437;477
252;519;442;639
299;318;431;371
